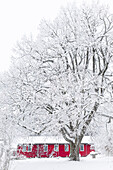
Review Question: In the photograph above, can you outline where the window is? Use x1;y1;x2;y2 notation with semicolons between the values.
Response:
90;145;95;150
28;145;32;152
44;145;48;152
80;144;84;151
54;145;59;152
64;144;69;152
22;145;26;152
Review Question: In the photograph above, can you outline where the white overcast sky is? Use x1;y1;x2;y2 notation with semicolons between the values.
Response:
0;0;112;72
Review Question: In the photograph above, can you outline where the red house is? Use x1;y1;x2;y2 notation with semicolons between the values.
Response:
14;136;94;158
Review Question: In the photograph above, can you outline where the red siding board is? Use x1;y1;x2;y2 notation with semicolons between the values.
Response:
17;143;94;158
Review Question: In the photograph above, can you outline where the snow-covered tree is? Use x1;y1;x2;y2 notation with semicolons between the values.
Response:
0;104;13;170
89;102;113;156
1;2;113;162
33;3;113;160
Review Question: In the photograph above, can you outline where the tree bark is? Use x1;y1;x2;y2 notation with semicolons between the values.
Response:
69;141;80;161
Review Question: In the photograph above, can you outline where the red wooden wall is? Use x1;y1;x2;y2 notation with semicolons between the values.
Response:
17;143;94;158
79;144;94;157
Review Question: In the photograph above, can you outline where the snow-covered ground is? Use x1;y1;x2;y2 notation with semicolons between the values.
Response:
9;155;113;170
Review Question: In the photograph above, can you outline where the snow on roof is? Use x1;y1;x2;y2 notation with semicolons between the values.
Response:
81;136;93;144
12;136;93;148
12;136;67;148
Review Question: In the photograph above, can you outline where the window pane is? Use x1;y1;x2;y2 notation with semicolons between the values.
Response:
80;145;84;151
28;145;32;152
54;145;59;151
65;144;69;151
22;145;26;152
44;145;48;152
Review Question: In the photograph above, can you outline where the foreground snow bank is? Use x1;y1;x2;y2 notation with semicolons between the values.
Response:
9;155;113;170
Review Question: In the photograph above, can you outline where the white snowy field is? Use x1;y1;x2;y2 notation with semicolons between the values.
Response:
9;155;113;170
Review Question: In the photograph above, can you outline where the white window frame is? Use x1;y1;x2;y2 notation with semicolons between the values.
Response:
22;145;26;152
44;145;48;152
64;144;69;152
28;144;32;152
54;144;59;152
80;144;84;151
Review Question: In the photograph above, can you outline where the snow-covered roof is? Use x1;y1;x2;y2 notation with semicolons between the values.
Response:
81;136;93;144
12;136;67;147
12;136;93;148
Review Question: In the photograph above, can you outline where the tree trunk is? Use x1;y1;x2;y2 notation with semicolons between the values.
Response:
69;142;80;161
1;149;10;170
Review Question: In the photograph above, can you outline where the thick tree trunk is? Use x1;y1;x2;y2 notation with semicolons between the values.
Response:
69;142;80;161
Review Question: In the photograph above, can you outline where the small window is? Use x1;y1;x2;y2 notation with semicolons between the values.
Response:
44;145;48;152
90;145;95;150
28;145;32;152
80;145;84;151
22;145;26;152
64;144;69;152
54;145;59;152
